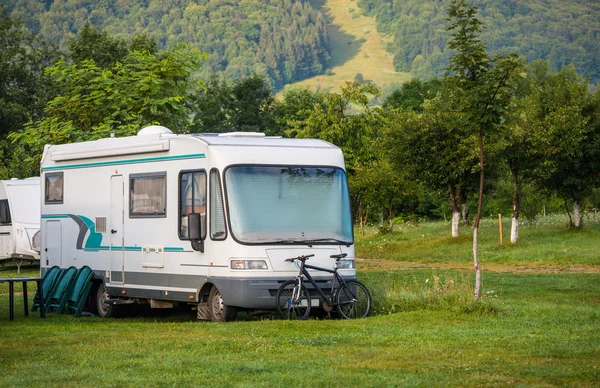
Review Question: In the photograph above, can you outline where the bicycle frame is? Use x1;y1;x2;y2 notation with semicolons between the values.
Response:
295;259;349;306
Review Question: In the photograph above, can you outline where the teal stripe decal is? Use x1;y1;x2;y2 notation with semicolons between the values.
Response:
43;214;185;252
43;153;206;171
83;246;185;252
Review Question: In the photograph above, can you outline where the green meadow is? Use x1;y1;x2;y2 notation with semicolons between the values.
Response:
1;214;599;386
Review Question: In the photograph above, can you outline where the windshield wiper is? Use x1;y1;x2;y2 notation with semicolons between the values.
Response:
271;239;312;245
304;238;352;247
269;238;352;247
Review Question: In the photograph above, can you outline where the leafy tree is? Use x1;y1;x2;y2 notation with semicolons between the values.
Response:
383;78;442;113
190;74;278;135
230;75;277;135
500;61;558;243
67;22;128;68
0;8;59;178
0;8;58;135
527;62;598;228
9;41;205;171
384;105;479;238
444;0;523;299
190;74;234;134
272;87;326;136
288;81;380;174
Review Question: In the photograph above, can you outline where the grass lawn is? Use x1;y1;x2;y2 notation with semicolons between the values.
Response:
0;215;599;386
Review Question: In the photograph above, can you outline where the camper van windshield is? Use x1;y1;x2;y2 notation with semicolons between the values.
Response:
225;166;353;245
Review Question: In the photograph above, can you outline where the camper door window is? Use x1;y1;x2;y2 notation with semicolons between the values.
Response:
179;170;206;240
45;172;64;204
129;173;167;217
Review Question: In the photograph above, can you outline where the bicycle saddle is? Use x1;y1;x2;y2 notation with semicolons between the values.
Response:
330;253;348;261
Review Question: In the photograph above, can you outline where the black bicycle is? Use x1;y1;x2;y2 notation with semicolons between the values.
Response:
275;253;371;320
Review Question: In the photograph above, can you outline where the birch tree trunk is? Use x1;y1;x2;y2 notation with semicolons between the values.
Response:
573;199;582;228
461;202;469;226
473;126;484;300
449;187;461;238
452;211;460;237
510;176;520;244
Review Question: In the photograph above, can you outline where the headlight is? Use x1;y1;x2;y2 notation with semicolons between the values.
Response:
337;260;355;269
230;259;268;270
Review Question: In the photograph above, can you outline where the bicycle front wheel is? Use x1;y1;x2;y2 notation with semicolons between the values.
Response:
276;280;311;320
335;280;371;319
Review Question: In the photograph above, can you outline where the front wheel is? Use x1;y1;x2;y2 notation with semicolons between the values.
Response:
335;280;371;319
208;286;238;322
276;280;311;320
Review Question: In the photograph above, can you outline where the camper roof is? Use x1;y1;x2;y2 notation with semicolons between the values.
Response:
193;133;336;149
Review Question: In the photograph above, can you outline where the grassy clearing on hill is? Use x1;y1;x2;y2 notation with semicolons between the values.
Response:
0;214;599;386
290;0;411;92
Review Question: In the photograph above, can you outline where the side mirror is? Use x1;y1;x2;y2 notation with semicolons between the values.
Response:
188;213;203;252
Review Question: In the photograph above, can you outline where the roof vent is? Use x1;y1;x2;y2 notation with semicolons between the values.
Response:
218;132;265;138
137;125;174;136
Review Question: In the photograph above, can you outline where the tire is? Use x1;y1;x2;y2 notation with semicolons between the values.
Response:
335;280;371;319
208;286;238;322
95;282;118;318
276;280;311;320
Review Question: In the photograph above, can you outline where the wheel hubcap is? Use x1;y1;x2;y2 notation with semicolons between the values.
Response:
212;290;224;320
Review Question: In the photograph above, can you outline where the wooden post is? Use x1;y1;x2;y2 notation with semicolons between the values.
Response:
498;213;503;245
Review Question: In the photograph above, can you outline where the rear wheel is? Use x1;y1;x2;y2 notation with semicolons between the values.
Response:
276;280;311;320
335;280;371;319
95;282;118;318
208;286;238;322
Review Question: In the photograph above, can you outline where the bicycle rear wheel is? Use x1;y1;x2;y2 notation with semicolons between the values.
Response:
335;280;371;319
276;280;311;320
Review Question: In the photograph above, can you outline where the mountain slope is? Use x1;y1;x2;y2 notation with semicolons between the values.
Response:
358;0;600;83
290;0;411;91
4;0;330;89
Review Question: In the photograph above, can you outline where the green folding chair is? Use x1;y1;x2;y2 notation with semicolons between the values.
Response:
58;266;94;317
45;266;77;313
31;266;61;312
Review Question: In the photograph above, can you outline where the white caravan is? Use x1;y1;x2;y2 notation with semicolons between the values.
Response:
0;178;41;273
40;126;355;321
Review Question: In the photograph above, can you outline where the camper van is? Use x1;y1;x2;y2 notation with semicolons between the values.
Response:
0;178;41;273
40;126;355;321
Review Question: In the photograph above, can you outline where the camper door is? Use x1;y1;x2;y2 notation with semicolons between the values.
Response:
110;175;124;283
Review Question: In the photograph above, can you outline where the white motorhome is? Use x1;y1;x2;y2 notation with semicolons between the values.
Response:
0;178;41;273
40;126;355;321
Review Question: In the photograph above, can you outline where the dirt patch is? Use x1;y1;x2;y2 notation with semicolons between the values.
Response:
356;258;600;274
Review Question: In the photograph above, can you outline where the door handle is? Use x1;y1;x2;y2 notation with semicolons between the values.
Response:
111;229;117;234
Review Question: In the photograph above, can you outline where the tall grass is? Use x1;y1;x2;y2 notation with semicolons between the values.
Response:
362;271;500;316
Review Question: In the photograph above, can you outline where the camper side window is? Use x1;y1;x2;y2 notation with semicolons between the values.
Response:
179;171;207;240
210;169;227;240
45;172;64;204
0;200;11;225
129;173;167;218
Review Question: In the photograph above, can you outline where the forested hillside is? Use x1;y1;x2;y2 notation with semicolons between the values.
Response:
357;0;600;83
4;0;600;87
4;0;330;89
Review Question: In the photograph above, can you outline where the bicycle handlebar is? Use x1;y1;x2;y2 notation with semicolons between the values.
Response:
284;254;315;262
